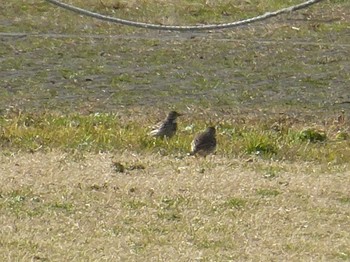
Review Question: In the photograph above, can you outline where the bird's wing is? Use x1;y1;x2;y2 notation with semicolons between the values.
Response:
196;134;216;149
149;120;163;134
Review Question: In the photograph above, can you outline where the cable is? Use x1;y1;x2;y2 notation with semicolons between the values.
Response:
45;0;325;31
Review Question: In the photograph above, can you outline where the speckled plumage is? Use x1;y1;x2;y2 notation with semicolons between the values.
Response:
190;126;217;157
149;111;182;139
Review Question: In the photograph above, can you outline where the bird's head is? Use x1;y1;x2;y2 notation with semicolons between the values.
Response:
206;126;216;135
167;111;183;120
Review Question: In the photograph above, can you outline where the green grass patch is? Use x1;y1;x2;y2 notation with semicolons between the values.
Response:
256;188;281;197
225;197;247;209
337;197;350;204
0;112;350;165
299;128;327;143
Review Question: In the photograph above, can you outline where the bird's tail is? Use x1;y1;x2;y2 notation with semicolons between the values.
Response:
187;151;196;156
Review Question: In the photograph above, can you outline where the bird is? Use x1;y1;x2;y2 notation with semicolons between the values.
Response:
149;111;182;139
190;126;217;157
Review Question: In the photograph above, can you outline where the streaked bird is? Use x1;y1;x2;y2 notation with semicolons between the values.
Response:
190;126;217;157
149;111;182;139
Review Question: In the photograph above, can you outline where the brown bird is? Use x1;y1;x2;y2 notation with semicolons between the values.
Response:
190;126;217;157
149;111;182;139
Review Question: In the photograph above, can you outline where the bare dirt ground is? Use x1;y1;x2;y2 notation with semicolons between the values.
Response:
0;1;349;117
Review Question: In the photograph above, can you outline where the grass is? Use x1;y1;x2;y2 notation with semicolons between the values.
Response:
1;0;350;260
1;1;349;113
0;111;349;165
1;151;350;261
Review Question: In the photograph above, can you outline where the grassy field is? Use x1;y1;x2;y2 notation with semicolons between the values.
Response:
1;0;350;261
1;151;350;261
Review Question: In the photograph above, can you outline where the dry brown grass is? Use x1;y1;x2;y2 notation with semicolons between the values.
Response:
1;151;350;261
1;0;350;260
